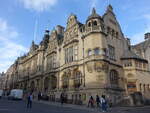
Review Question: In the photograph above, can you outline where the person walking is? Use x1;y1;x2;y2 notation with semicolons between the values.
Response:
38;92;41;101
96;95;100;107
27;93;33;108
88;96;94;108
60;93;64;105
100;95;107;112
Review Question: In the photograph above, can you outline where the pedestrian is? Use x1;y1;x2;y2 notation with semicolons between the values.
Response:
96;95;100;107
88;96;94;108
38;92;41;101
27;93;33;108
100;95;107;112
60;93;64;105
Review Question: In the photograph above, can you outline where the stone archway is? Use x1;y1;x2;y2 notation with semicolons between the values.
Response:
50;75;57;90
61;72;69;89
44;77;50;92
72;69;82;88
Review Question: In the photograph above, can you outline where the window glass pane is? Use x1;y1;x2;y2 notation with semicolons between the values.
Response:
94;48;100;55
88;50;92;56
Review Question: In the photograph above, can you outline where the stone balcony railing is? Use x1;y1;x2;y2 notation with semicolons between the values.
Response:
84;54;107;63
81;25;105;38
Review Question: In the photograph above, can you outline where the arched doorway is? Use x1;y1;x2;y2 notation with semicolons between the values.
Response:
44;77;50;92
73;69;82;88
62;73;69;89
50;75;57;90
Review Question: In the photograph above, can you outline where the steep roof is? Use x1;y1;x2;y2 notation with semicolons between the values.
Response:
132;39;150;51
121;49;148;62
86;8;101;22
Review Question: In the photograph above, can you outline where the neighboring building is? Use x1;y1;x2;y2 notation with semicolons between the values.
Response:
3;5;150;105
0;72;5;89
130;33;150;99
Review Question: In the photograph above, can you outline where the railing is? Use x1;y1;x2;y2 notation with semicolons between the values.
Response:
86;26;101;33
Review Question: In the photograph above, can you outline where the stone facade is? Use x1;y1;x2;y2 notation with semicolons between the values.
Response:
3;5;150;105
0;72;5;90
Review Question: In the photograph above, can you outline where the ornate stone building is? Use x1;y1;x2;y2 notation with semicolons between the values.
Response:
4;5;150;105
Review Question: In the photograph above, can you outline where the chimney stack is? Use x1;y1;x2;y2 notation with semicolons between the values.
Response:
145;32;150;40
56;25;64;35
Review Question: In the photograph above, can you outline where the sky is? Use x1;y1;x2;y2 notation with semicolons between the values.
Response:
0;0;150;73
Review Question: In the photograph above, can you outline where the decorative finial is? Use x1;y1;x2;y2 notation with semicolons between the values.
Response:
92;8;96;14
32;40;35;45
107;4;113;12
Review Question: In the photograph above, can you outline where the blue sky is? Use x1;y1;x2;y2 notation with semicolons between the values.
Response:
0;0;150;73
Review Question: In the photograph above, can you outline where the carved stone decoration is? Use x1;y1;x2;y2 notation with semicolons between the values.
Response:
102;64;109;72
94;61;102;72
97;74;105;82
66;14;77;29
86;62;93;73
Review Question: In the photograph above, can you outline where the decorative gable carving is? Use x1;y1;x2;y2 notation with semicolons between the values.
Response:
66;14;78;30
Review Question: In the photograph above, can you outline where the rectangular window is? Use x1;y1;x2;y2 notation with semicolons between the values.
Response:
108;45;115;60
64;45;78;63
74;45;78;61
53;55;56;68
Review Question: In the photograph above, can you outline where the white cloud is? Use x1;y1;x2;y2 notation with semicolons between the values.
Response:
18;0;58;12
0;18;28;73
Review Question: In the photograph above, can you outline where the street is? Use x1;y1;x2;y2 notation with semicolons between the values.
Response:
0;98;92;113
0;98;150;113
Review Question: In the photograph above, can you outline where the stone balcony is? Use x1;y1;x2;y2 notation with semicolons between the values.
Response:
81;25;106;38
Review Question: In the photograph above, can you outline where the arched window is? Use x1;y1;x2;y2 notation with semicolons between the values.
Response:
107;27;110;34
62;73;69;89
88;22;91;27
139;83;142;91
110;70;119;85
73;70;82;88
93;21;97;26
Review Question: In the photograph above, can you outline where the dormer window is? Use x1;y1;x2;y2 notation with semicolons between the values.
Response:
107;27;110;34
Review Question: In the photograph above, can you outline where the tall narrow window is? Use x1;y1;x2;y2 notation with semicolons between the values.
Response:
110;70;119;86
74;45;78;61
62;74;69;89
108;45;115;60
